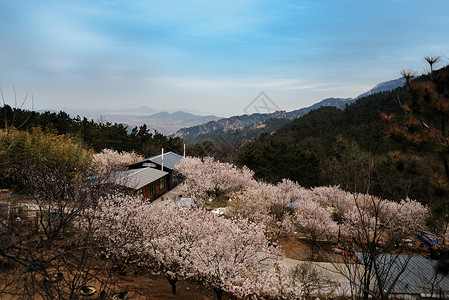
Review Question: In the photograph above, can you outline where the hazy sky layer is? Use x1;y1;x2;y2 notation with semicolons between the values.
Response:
1;0;448;116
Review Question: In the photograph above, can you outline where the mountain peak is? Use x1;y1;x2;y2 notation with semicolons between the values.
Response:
356;77;406;99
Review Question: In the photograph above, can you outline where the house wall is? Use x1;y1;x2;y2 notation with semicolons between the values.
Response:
147;166;178;191
140;175;169;201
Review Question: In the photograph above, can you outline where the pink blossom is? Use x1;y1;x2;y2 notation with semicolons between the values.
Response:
93;149;144;174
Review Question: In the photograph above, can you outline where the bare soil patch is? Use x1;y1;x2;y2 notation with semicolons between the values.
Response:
105;275;216;300
279;235;344;262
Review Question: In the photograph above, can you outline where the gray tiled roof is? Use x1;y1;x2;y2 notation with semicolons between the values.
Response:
147;151;184;170
128;151;184;171
355;253;449;296
115;167;168;190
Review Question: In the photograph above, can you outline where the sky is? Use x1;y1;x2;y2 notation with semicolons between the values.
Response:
1;0;449;117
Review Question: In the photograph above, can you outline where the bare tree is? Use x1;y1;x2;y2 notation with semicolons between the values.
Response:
0;86;34;131
331;193;427;300
0;128;134;299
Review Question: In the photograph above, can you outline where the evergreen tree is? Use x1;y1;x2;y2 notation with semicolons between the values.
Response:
384;57;449;218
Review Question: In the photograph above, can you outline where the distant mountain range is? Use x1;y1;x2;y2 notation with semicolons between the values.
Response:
135;111;221;135
43;108;223;135
173;77;406;143
173;111;289;142
39;76;405;137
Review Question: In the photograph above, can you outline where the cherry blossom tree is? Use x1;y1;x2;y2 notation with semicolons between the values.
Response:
174;156;255;202
271;179;310;225
310;185;354;219
232;264;304;299
87;194;299;299
227;179;311;239
191;216;285;299
84;195;147;263
227;181;275;224
86;196;204;294
294;198;338;259
381;198;428;246
336;193;429;299
140;206;215;294
93;148;143;174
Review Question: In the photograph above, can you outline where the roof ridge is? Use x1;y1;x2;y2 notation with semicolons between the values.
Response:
149;151;175;159
120;168;146;181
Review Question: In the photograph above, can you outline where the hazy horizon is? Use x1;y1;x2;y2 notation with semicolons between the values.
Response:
1;0;449;117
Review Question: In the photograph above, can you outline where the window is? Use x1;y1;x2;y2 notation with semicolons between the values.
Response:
149;184;155;196
137;188;143;198
160;177;165;190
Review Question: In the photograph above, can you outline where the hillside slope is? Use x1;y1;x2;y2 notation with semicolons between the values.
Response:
174;77;406;144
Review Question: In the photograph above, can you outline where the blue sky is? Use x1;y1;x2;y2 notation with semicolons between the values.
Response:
1;0;448;116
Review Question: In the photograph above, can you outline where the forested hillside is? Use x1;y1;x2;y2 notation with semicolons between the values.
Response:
174;77;405;146
0;107;184;156
237;65;449;208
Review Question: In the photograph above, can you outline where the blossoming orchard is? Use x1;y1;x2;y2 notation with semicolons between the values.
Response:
76;155;432;299
1;58;448;299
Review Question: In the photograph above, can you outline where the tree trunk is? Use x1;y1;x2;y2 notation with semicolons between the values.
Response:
311;240;315;261
214;287;223;300
167;276;178;295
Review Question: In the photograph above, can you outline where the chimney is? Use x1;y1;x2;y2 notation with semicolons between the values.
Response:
161;148;164;171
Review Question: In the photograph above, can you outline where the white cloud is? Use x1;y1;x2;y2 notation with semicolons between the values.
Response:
158;76;326;91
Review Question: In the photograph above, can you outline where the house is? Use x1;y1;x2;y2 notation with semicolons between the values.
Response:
127;151;184;190
114;167;169;201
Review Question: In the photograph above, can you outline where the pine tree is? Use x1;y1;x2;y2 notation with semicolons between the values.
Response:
383;56;449;219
